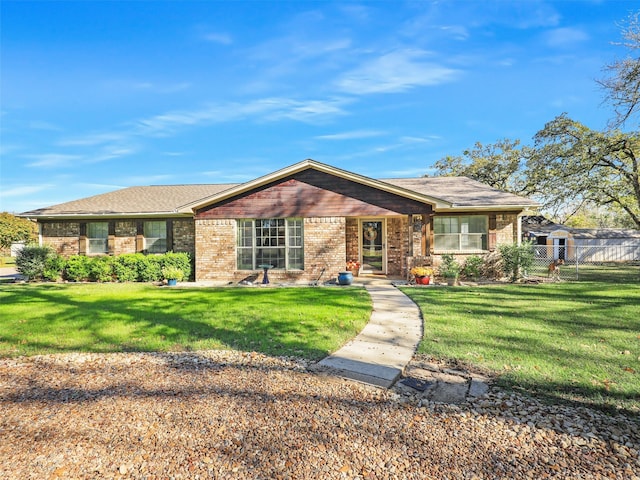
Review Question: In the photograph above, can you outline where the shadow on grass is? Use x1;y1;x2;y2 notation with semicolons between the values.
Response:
403;283;640;415
0;284;371;361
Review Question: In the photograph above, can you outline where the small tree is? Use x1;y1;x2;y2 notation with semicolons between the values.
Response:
498;241;535;282
15;245;54;281
0;212;37;250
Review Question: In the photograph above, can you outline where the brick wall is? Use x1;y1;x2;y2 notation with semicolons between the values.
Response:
304;217;345;281
114;221;136;255
41;222;80;256
195;219;236;281
195;217;346;283
386;217;410;276
345;218;359;264
173;220;195;256
41;219;196;257
496;213;517;245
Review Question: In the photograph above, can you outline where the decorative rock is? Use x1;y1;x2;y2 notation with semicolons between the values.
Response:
468;379;489;398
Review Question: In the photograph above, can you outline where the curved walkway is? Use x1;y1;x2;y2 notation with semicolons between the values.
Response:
317;280;423;388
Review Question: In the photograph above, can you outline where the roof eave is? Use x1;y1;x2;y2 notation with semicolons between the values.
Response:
438;204;539;213
18;212;193;220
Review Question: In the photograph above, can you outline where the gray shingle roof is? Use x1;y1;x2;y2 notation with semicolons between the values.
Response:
20;170;537;218
20;184;238;217
383;177;537;207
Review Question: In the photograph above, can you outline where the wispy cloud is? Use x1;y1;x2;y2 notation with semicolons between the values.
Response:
335;49;459;94
0;185;51;197
134;97;350;136
25;153;83;168
543;27;589;48
58;132;127;147
28;120;62;131
201;32;233;45
315;130;385;140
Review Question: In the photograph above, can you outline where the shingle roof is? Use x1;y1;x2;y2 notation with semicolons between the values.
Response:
20;167;537;218
383;177;537;207
20;184;238;217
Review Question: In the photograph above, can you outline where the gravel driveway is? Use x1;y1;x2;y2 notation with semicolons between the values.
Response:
1;350;638;479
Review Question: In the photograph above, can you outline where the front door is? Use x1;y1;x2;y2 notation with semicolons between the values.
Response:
360;220;386;274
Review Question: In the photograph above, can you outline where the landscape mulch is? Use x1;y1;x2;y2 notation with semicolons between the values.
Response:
1;351;638;479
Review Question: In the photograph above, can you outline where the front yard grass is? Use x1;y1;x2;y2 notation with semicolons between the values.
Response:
0;283;371;360
401;282;640;414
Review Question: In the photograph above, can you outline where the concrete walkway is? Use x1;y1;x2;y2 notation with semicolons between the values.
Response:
317;280;422;388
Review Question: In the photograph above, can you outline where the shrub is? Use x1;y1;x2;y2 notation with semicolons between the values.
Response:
15;245;53;281
138;254;163;282
438;254;461;279
89;256;114;282
161;265;185;281
64;255;92;282
462;255;484;280
498;241;535;282
161;251;191;281
113;253;141;282
43;253;66;282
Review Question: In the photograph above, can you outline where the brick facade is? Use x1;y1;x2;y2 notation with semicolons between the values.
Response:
41;222;80;256
42;219;196;258
173;220;196;257
114;221;136;254
40;212;522;282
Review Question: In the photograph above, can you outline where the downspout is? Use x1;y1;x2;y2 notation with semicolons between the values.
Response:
517;213;522;245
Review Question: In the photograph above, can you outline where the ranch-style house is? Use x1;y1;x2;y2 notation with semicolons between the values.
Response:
19;159;538;283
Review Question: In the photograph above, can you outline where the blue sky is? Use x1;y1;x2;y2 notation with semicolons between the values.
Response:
0;1;635;213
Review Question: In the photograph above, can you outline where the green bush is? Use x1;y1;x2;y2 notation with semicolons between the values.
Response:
89;256;114;282
15;245;53;281
438;254;461;279
161;265;185;281
113;253;141;282
498;241;535;282
161;251;191;281
64;255;92;282
43;252;65;282
138;254;163;282
462;255;484;280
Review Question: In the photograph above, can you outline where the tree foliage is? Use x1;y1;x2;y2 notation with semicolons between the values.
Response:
431;13;640;229
530;115;640;228
431;139;531;195
598;12;640;128
0;212;38;249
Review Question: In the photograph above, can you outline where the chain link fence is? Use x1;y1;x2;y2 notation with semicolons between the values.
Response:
527;245;640;283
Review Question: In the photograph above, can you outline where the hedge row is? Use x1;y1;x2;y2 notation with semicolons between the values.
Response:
15;246;192;283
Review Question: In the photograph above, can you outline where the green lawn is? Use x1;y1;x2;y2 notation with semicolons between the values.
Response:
401;283;640;413
0;283;371;360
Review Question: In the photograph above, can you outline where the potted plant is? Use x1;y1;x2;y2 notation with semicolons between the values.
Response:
410;266;433;285
439;254;461;286
162;266;184;286
346;259;360;276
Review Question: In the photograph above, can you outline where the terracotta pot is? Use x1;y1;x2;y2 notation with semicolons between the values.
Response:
415;276;430;285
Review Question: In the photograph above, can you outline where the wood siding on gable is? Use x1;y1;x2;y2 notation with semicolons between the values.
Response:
195;170;433;219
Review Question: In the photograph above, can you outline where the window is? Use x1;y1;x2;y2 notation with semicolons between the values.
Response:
87;222;108;254
434;216;488;251
144;221;167;254
237;218;303;270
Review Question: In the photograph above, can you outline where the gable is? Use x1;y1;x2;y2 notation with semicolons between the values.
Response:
195;169;433;219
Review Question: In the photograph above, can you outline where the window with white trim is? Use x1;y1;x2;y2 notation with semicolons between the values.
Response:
87;222;108;254
434;215;488;251
144;221;167;254
237;218;303;270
